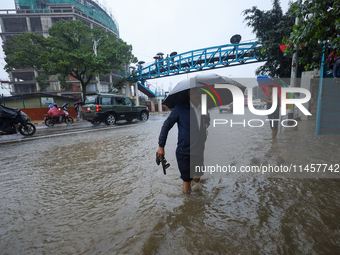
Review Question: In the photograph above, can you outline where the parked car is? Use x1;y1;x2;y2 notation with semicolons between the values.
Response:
83;93;149;125
252;99;266;109
219;103;233;113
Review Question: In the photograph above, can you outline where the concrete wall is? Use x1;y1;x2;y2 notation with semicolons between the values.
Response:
299;70;322;121
2;96;78;109
21;107;77;121
300;71;314;120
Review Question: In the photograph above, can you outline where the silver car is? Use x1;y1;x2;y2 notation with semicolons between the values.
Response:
252;99;265;109
219;103;233;113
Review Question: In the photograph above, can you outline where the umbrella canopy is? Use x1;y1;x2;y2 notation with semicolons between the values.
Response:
156;52;164;56
257;75;293;108
163;73;246;109
61;103;68;108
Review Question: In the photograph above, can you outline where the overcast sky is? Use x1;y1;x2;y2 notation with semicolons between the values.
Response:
0;0;292;95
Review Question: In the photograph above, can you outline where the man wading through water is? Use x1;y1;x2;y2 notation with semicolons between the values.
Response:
157;88;210;192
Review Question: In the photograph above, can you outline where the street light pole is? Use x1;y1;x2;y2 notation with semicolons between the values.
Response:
289;0;302;121
93;36;103;92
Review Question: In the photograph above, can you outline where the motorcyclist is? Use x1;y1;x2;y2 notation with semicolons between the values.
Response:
61;103;68;112
60;103;70;118
48;104;65;122
0;117;13;134
0;106;17;134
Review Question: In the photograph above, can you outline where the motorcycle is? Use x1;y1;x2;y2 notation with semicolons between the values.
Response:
0;105;36;136
44;103;74;127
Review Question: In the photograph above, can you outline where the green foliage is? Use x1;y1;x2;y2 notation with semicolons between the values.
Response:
3;33;44;71
286;0;340;70
109;71;138;94
243;0;316;78
4;20;137;98
243;0;297;78
35;73;50;90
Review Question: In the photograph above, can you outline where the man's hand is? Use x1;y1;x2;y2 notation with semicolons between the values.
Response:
205;112;210;128
157;147;165;159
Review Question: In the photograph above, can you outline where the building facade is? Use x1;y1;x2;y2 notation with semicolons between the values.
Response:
0;0;120;98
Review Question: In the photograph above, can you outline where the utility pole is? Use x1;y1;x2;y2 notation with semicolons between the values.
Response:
93;36;103;92
289;0;302;121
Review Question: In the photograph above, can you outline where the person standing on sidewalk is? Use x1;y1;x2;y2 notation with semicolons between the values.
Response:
76;102;84;120
326;48;340;82
74;103;80;121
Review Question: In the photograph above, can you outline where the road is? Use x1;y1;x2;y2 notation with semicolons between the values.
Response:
1;109;340;254
0;114;168;144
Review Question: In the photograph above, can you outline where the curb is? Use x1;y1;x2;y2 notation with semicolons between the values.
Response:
32;121;45;125
31;119;84;125
30;113;169;125
149;111;171;115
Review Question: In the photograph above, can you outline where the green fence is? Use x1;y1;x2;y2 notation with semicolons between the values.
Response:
1;94;78;109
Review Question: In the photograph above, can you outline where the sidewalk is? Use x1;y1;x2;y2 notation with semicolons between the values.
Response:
31;118;84;125
149;111;170;115
31;112;170;125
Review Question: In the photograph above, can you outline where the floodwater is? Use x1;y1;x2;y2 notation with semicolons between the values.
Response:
1;109;340;254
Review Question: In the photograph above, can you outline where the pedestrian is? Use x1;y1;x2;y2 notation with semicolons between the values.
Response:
157;88;210;192
74;103;80;121
326;48;339;77
77;102;83;120
263;85;280;139
328;48;340;83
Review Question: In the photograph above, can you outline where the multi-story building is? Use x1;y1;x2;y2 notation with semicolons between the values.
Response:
0;0;120;99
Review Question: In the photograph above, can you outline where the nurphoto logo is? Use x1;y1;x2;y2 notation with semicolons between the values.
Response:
200;84;312;128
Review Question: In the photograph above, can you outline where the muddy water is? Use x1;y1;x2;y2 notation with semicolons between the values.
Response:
1;110;340;254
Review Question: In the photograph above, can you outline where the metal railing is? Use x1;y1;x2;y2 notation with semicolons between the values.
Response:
0;7;118;36
130;41;263;81
315;44;325;135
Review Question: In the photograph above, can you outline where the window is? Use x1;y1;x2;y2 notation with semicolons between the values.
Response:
101;97;112;105
85;95;97;104
125;97;132;106
115;97;125;105
86;83;96;92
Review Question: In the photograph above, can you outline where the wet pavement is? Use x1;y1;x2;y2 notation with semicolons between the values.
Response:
1;110;340;254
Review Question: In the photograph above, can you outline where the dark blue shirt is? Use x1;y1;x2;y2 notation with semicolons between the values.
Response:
158;102;208;155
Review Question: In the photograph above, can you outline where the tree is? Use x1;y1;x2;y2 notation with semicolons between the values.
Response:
286;0;340;70
4;20;137;99
243;0;298;78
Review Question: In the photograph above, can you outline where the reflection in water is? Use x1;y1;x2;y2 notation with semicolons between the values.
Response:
0;111;340;254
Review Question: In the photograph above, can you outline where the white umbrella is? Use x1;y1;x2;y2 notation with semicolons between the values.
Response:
163;73;246;109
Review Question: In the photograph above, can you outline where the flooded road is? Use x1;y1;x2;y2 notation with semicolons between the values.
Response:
1;110;340;254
